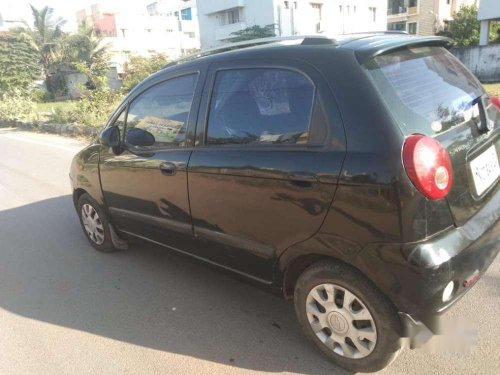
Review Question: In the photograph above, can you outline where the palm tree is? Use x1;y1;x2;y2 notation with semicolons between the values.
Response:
61;21;109;88
62;22;107;65
23;5;66;84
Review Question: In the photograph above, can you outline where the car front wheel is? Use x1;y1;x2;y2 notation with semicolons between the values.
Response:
77;193;116;253
294;260;402;373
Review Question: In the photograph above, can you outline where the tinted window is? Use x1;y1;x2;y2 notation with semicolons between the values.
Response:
364;47;483;135
126;74;198;148
207;69;314;146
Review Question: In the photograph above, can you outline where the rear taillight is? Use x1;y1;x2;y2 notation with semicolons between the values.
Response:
491;96;500;110
402;134;453;200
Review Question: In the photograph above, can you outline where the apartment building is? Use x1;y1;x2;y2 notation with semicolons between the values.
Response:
196;0;387;49
387;0;475;36
76;0;200;73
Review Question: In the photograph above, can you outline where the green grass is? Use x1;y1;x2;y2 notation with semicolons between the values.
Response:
34;101;76;123
483;83;500;97
36;101;75;114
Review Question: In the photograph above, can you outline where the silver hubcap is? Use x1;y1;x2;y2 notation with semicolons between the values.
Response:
306;283;377;359
81;204;105;245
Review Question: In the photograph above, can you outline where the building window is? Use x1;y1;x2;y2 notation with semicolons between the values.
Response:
184;31;195;38
407;22;417;35
368;7;377;22
388;21;406;31
284;1;289;9
311;3;322;32
388;0;408;15
120;28;127;37
229;9;240;24
409;0;418;7
166;28;173;32
347;5;350;16
311;3;322;15
339;5;342;13
219;8;240;25
147;3;159;16
294;1;297;9
218;9;241;26
181;7;192;20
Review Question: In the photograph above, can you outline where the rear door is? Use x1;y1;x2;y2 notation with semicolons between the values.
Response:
187;60;346;282
364;46;500;226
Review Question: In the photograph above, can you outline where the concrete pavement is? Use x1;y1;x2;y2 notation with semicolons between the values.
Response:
0;128;499;375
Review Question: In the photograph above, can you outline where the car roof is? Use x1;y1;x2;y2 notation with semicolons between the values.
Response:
164;32;451;67
130;32;451;95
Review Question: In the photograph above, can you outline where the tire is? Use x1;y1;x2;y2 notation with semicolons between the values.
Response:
77;193;116;253
294;260;402;373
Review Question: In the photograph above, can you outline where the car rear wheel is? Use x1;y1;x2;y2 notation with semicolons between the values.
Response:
294;260;402;373
77;193;116;253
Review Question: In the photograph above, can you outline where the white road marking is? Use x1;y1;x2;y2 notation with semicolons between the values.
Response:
0;133;83;152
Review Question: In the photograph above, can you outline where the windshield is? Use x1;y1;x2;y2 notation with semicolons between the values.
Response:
364;46;484;135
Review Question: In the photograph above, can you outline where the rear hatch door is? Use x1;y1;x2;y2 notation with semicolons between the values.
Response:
364;46;500;226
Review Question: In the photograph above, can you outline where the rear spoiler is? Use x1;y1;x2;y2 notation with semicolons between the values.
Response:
354;36;453;64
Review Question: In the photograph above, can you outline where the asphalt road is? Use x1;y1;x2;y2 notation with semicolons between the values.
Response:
0;128;499;375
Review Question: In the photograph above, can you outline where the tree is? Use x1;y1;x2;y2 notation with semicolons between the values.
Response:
490;21;500;44
438;3;500;47
227;25;276;43
121;54;169;92
61;21;109;89
0;32;41;94
29;5;65;76
15;5;66;94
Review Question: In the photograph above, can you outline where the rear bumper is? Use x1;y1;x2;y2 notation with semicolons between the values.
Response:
355;190;500;337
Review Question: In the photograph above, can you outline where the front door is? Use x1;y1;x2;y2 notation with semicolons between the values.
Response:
187;61;346;282
99;69;203;251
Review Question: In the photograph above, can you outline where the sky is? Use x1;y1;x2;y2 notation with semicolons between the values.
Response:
0;0;151;31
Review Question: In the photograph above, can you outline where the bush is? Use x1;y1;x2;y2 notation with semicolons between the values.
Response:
0;90;37;122
29;87;48;103
0;32;41;95
438;4;500;47
70;88;123;127
47;105;73;124
121;54;169;92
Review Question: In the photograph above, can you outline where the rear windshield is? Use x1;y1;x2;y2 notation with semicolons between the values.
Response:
364;46;484;135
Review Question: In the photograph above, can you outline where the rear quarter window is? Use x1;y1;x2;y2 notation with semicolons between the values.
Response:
364;47;484;135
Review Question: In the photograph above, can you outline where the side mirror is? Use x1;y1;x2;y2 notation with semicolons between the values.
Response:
126;127;155;147
99;126;120;147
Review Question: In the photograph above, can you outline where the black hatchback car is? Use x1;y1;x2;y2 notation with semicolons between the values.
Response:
70;33;500;372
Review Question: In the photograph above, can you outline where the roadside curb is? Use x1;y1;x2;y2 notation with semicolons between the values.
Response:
0;120;99;138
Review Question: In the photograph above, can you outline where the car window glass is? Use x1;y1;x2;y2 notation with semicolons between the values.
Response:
126;73;198;148
207;69;314;146
364;47;483;135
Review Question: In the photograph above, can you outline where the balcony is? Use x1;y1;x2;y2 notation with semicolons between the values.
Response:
198;0;245;15
215;21;247;41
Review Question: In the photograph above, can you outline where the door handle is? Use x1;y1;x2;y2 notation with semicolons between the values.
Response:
159;162;177;176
